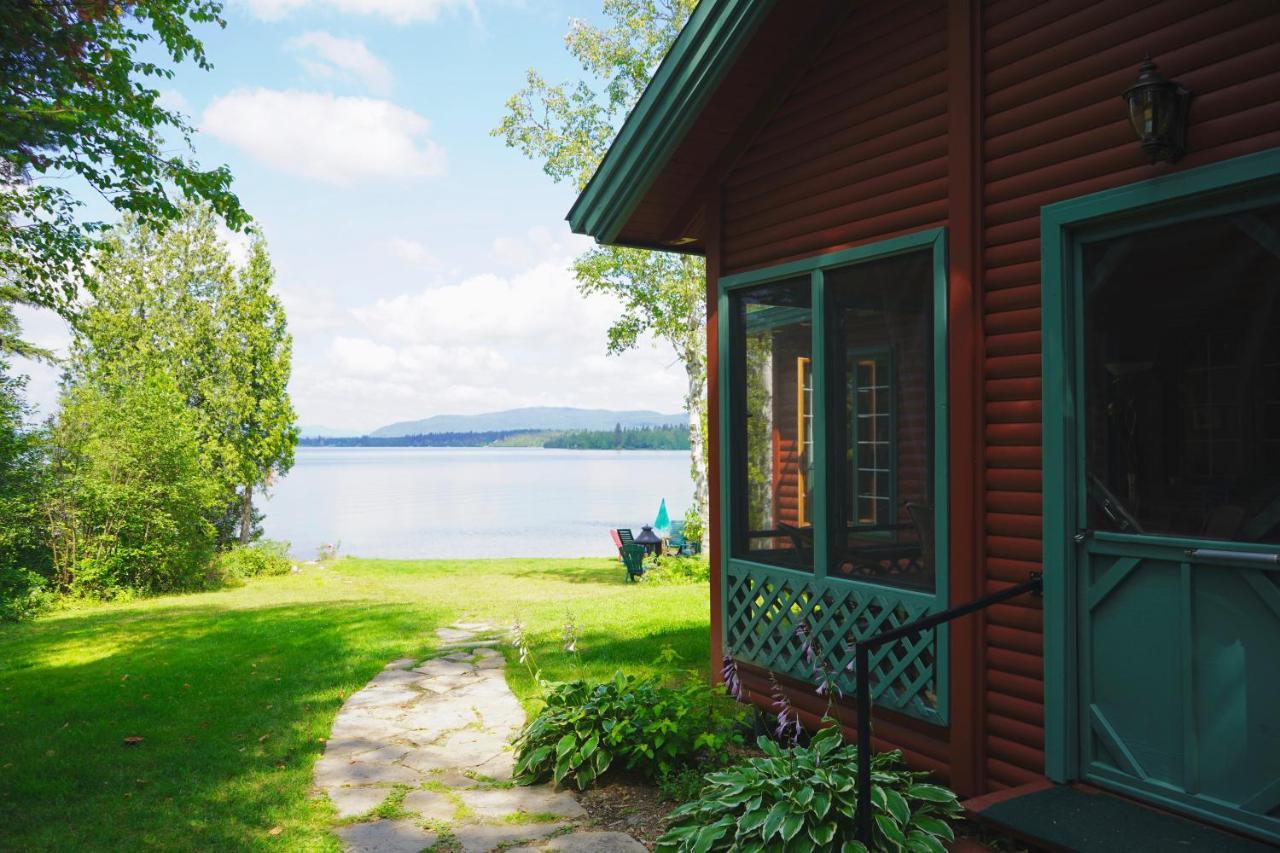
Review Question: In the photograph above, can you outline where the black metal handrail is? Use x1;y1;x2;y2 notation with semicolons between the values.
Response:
851;572;1043;843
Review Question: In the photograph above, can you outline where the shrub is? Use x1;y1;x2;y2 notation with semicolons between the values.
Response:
645;555;710;585
512;673;744;790
657;726;962;853
48;370;222;599
0;567;55;622
215;540;292;580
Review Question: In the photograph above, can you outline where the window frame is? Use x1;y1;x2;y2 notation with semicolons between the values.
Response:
718;228;950;723
847;346;896;537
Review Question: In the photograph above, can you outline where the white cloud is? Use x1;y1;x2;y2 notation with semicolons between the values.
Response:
287;32;393;95
202;88;445;185
287;254;683;431
387;237;439;267
243;0;477;25
156;88;190;113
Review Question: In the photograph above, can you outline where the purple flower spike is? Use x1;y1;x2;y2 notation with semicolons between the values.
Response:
721;655;744;702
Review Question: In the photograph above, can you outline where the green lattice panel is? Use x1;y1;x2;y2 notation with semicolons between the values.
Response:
725;563;944;724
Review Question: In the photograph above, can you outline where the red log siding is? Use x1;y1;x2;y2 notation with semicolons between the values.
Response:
707;0;1280;795
979;0;1280;789
720;0;953;776
722;0;950;273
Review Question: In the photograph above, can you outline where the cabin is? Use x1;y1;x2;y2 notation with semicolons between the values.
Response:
568;0;1280;847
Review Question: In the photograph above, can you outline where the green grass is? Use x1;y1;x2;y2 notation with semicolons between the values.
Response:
0;557;709;851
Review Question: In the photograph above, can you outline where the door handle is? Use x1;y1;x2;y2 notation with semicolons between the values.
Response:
1184;547;1280;570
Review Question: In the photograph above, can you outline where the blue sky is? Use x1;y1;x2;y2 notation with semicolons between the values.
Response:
16;0;686;433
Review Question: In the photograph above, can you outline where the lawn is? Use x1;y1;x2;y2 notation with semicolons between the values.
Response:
0;558;710;851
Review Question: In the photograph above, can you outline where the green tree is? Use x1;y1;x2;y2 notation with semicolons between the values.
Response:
0;0;247;318
48;367;220;596
213;236;298;544
494;0;709;547
0;358;53;619
71;205;297;547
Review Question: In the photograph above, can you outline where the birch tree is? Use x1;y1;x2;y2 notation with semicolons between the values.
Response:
493;0;710;545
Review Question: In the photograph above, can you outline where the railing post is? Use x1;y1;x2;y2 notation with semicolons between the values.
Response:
855;642;872;844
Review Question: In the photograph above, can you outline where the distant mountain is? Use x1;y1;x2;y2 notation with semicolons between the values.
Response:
369;407;685;438
299;425;362;439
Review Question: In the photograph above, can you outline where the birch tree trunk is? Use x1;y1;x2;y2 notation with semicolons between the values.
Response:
685;325;709;552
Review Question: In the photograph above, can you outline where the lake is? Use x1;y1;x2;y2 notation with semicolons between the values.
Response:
261;446;694;560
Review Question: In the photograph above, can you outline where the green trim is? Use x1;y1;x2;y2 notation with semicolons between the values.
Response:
567;0;776;243
718;228;950;724
1040;147;1280;782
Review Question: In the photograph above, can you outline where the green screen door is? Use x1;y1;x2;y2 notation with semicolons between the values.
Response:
1075;200;1280;843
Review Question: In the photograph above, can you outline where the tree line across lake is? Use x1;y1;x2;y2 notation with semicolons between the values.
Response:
299;424;691;450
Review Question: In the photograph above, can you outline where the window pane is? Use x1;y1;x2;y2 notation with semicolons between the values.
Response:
827;250;934;590
1083;203;1280;543
730;277;813;569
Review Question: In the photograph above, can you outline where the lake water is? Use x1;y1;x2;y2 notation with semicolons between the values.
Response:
260;447;694;560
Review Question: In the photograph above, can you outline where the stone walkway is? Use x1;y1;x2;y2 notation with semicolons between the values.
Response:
314;622;647;853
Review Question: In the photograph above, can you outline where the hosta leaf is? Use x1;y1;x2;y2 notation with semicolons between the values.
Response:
911;817;954;842
792;787;814;808
807;821;837;846
906;784;957;804
811;790;831;819
738;808;769;834
840;842;870;853
875;813;907;847
884;788;910;824
871;786;888;812
779;813;803;842
555;733;577;759
906;831;946;853
761;802;788;840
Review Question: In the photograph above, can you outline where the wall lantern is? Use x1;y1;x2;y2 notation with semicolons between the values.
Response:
1123;55;1192;164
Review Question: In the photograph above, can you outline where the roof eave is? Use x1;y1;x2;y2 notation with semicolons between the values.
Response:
566;0;775;246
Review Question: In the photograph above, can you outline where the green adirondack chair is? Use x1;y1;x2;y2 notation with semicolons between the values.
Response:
621;543;647;582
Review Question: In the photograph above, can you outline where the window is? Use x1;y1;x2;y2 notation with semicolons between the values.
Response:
851;350;893;529
797;356;813;525
827;249;935;592
1082;201;1280;543
728;277;813;570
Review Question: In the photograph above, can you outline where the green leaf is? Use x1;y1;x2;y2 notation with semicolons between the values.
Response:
883;788;910;824
555;733;577;758
779;813;803;842
840;842;870;853
761;802;788;840
876;813;907;847
911;817;954;842
906;784;957;804
906;831;947;853
738;808;769;834
808;821;838;846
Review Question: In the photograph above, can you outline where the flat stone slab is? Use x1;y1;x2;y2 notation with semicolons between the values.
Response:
457;786;586;819
335;820;436;853
329;785;390;819
401;789;456;821
544;832;649;852
454;822;567;853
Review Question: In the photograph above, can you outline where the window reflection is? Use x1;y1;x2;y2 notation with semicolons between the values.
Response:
730;277;813;570
1083;205;1280;544
827;250;935;591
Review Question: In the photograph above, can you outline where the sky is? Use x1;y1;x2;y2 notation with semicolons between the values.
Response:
14;0;687;434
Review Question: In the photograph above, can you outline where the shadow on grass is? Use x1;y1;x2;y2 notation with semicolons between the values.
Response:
0;598;446;851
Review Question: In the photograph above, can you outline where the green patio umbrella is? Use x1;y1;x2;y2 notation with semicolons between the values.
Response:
654;498;671;536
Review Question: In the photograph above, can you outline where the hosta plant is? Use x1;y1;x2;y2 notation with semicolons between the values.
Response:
512;672;742;790
657;726;962;853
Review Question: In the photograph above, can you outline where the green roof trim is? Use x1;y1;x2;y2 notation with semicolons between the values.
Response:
566;0;776;245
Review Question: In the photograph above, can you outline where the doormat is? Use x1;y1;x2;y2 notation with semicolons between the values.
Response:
972;784;1275;853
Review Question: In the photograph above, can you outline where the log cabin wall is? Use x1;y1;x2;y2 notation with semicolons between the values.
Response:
714;0;1280;795
721;0;955;783
978;0;1280;790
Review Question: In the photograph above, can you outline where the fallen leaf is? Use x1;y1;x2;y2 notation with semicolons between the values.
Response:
268;827;283;836
258;734;269;742
123;736;143;746
120;675;129;682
